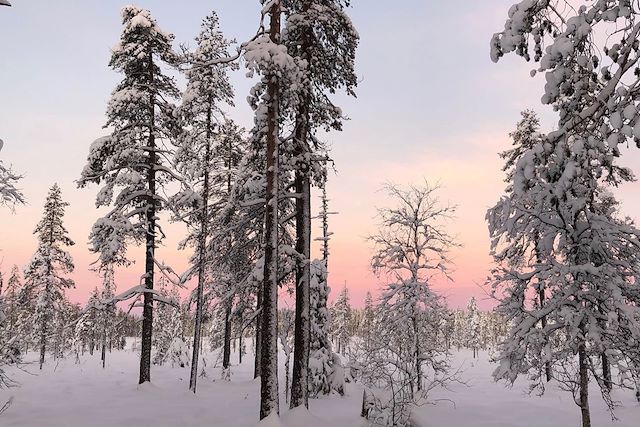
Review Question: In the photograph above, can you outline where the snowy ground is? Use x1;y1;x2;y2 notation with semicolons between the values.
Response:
1;343;639;426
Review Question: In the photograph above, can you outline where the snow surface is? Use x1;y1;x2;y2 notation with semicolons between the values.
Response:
1;344;639;426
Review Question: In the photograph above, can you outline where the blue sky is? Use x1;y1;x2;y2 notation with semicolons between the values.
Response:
2;1;640;308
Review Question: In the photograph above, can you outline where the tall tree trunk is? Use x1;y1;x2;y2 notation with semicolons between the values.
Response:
223;133;234;372
601;352;611;391
223;301;232;369
239;309;244;364
413;315;422;391
539;287;552;382
39;329;46;370
578;329;591;427
535;238;552;382
189;98;212;393
290;0;313;409
596;304;611;391
101;318;107;368
259;3;281;419
285;352;291;404
254;287;262;379
139;51;156;384
290;131;311;409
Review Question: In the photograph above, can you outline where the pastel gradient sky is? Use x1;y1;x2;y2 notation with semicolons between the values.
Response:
2;1;640;310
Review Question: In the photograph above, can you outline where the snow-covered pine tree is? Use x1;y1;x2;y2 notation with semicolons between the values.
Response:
170;10;237;393
368;182;456;399
99;265;117;367
0;139;25;209
360;291;374;350
12;274;36;354
495;110;553;381
78;6;181;384
52;299;79;360
2;266;21;340
331;283;351;356
242;0;299;418
152;277;183;366
282;0;359;409
309;259;333;396
308;165;338;397
84;288;101;355
466;297;480;358
487;113;640;427
24;184;75;369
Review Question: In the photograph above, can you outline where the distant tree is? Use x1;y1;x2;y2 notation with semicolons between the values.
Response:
24;184;75;369
85;288;101;355
12;274;36;354
2;266;21;337
78;6;181;384
360;291;375;349
466;297;480;358
331;284;352;356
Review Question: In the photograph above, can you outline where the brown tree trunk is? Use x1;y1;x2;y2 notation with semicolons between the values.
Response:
259;2;281;419
290;104;311;408
101;320;107;369
413;315;422;391
601;353;611;391
539;287;552;382
139;51;156;385
254;287;262;379
239;310;244;365
578;331;591;427
39;333;46;370
189;99;212;393
223;301;232;369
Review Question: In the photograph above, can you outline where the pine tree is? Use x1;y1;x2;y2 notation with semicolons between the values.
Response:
283;0;359;409
331;284;351;356
24;184;75;369
99;265;117;367
171;10;237;393
309;259;333;397
86;288;101;355
13;275;36;354
308;167;338;397
243;0;298;418
2;266;21;338
360;291;374;349
78;6;181;384
487;112;640;427
152;277;183;366
466;297;480;358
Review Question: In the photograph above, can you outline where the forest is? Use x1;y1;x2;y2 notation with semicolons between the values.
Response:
2;1;640;426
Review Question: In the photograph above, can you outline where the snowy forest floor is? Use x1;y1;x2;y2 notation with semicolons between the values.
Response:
1;342;640;427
